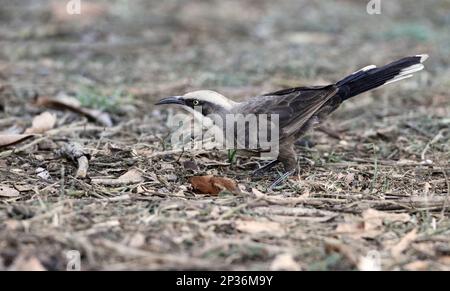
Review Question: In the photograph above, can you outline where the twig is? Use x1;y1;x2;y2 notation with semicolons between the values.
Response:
58;142;91;178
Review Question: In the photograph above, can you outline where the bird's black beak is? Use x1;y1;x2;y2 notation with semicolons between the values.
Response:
155;96;185;106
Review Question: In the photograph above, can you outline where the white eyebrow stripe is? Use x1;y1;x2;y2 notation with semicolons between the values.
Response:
184;90;238;110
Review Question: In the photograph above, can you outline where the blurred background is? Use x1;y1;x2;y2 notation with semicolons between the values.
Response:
1;0;449;108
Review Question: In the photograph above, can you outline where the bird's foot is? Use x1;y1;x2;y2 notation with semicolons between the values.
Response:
269;169;296;190
251;160;280;177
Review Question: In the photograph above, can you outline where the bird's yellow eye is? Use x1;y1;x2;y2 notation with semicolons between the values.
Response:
192;100;200;106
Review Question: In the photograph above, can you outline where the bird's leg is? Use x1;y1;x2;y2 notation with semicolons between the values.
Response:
269;144;297;189
251;160;280;177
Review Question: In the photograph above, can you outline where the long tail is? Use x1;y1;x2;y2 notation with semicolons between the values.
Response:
336;54;428;100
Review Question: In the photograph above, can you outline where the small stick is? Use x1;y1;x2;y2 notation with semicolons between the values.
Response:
58;142;90;178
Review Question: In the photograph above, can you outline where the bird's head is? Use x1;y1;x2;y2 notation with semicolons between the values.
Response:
155;90;238;116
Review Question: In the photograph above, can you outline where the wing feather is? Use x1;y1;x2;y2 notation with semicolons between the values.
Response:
233;85;339;140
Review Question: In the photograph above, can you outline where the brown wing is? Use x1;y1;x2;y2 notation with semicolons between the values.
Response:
233;85;339;140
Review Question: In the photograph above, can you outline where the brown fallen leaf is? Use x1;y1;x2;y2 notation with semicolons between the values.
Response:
91;169;144;185
25;111;57;134
190;175;240;195
235;220;286;237
0;134;34;149
35;95;113;127
0;186;20;197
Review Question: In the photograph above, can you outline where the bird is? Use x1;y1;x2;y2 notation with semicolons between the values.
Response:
156;54;429;187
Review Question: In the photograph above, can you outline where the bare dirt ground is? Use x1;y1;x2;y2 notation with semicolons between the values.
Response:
0;0;449;270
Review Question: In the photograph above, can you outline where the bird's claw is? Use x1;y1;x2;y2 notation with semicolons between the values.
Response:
269;170;296;190
251;160;279;177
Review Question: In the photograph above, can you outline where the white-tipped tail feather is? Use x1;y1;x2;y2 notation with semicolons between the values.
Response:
385;62;425;85
418;54;429;62
337;54;429;100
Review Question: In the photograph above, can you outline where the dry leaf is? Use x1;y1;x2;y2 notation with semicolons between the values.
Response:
270;253;301;271
25;112;56;134
0;186;19;197
118;169;144;183
35;96;113;127
235;220;285;237
0;134;34;148
190;175;240;195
